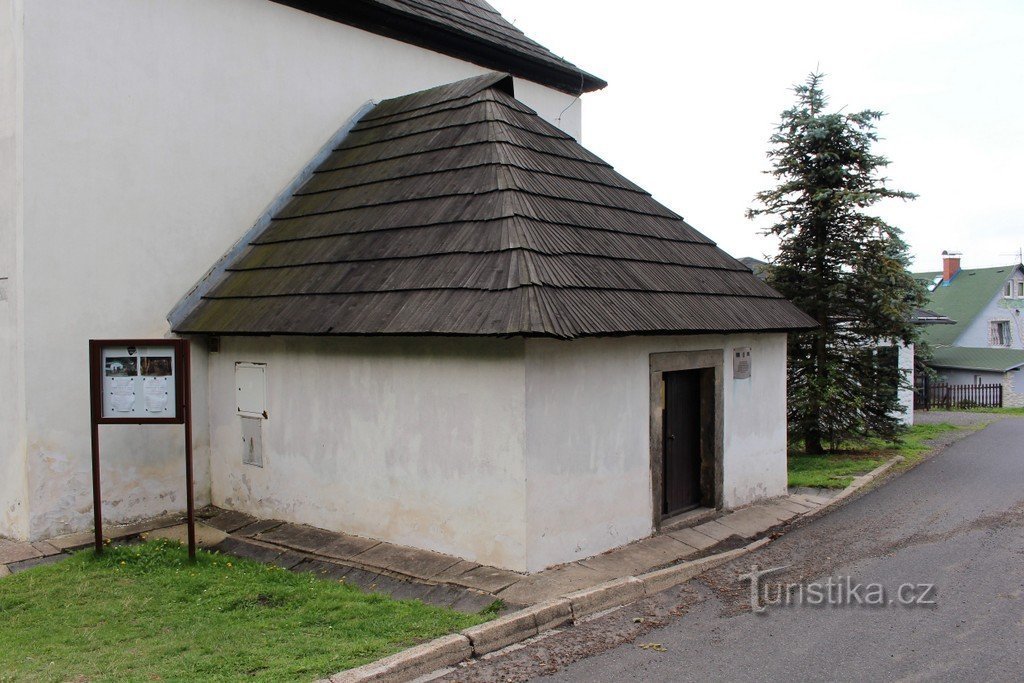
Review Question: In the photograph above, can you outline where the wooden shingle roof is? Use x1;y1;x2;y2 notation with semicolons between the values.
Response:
173;74;816;339
272;0;605;94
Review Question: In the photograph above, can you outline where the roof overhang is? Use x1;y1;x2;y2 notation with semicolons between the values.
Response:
271;0;607;94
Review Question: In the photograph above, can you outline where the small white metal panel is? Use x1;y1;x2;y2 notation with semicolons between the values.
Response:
733;347;752;379
240;416;264;467
102;344;177;418
235;362;267;418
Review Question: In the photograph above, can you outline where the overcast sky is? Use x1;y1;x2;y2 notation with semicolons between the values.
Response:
495;0;1023;272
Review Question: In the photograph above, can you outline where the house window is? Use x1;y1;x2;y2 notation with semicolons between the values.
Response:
1018;281;1023;297
975;375;983;385
1005;281;1013;298
991;320;1012;347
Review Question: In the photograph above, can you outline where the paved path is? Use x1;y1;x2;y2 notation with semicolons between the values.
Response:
444;417;1024;682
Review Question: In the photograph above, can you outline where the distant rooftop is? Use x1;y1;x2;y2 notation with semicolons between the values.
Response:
913;264;1023;346
929;346;1024;373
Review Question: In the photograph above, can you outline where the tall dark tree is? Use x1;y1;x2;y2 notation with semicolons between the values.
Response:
748;73;926;454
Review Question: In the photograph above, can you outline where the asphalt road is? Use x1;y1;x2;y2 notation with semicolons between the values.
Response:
444;417;1024;682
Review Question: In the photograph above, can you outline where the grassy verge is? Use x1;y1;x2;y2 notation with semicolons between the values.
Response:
788;422;964;488
0;540;490;682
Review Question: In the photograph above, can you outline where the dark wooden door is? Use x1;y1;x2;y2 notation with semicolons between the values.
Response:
663;370;702;515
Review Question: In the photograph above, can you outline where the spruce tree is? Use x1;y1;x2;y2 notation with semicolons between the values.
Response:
748;73;926;454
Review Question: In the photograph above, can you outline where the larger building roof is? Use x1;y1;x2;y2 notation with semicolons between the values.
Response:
173;74;815;339
929;346;1024;373
913;264;1023;346
271;0;606;94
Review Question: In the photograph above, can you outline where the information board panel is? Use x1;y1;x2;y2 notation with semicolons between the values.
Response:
90;339;187;424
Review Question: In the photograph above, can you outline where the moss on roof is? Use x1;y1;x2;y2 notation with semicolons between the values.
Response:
912;265;1023;346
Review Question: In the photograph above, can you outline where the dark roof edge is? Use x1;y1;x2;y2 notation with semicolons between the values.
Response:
271;0;607;95
173;327;810;341
166;101;377;329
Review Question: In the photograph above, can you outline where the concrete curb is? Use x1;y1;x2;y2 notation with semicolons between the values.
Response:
803;455;904;521
322;537;770;682
322;634;471;683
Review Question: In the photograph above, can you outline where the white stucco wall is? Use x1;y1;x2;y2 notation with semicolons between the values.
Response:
15;0;583;540
0;0;28;539
207;337;529;571
206;334;789;573
933;368;1003;385
522;334;788;571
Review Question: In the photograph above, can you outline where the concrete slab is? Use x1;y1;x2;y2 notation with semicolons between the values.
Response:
105;514;183;541
212;537;291;565
8;554;65;574
496;563;604;606
317;534;380;561
666;527;719;551
565;577;645;620
31;541;61;556
449;590;497;614
270;550;307;569
333;566;381;591
201;509;256;533
383;580;436;604
759;503;798;522
351;542;462;581
328;634;471;683
257;523;340;554
579;535;697;576
715;507;781;538
449;564;523;593
47;531;96;552
693;520;740;542
462;611;537;656
775;497;814;514
235;519;284;537
422;583;468;608
148;523;228;548
0;540;43;565
433;559;480;583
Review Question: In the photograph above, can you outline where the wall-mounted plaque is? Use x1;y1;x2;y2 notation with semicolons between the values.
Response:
733;347;752;380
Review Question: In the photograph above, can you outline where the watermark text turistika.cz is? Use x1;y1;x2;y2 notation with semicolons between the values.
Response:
738;565;937;613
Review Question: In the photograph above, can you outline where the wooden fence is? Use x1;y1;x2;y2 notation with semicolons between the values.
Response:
914;383;1003;410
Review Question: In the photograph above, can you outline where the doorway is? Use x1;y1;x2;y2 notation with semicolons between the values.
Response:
650;350;722;528
662;370;702;515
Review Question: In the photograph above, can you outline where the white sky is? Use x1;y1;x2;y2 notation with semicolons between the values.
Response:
494;0;1024;272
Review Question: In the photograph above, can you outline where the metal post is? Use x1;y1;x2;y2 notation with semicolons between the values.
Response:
182;340;196;561
89;341;104;555
91;420;103;554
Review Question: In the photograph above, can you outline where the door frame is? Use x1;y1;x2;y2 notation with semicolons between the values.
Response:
649;349;724;529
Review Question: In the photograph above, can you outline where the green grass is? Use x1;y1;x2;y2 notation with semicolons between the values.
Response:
0;540;489;682
788;422;965;488
964;406;1024;416
787;453;887;489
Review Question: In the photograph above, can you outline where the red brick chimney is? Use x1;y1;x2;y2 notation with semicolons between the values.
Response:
942;251;961;282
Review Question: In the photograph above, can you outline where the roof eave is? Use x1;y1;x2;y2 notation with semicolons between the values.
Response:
271;0;607;95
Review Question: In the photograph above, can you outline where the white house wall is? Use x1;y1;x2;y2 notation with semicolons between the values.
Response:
523;334;788;572
206;337;530;572
0;0;27;539
15;0;582;540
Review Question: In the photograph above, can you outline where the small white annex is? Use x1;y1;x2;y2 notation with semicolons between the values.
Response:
1;0;813;573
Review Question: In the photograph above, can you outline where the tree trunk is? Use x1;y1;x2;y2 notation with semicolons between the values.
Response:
804;428;825;455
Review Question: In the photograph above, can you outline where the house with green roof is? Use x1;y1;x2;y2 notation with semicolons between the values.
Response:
914;252;1024;406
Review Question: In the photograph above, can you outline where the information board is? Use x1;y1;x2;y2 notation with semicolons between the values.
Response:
90;339;187;424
